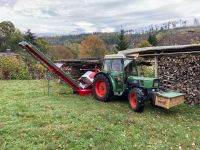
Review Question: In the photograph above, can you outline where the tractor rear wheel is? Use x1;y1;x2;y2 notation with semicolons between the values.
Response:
128;88;145;112
92;74;113;102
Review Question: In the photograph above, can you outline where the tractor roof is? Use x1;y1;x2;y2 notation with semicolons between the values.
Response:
118;44;200;57
104;54;127;59
104;54;152;66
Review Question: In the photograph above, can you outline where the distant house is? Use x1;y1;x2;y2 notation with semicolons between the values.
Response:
0;52;19;57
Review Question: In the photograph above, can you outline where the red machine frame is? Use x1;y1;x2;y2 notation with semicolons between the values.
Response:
19;41;92;96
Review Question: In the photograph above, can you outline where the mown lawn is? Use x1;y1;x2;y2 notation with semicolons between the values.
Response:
0;80;199;150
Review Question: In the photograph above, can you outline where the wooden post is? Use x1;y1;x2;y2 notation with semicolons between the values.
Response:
47;71;50;96
154;56;158;78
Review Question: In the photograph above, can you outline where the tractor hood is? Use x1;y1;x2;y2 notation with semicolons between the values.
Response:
127;76;159;89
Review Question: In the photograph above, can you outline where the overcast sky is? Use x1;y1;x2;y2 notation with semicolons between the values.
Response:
0;0;200;34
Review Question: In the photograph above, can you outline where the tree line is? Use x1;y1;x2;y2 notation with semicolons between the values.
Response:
0;20;159;59
1;19;200;80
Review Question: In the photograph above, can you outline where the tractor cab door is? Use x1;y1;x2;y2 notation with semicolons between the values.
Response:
104;59;124;95
124;60;139;77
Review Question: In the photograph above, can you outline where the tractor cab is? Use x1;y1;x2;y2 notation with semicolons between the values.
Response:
103;54;150;77
103;54;132;95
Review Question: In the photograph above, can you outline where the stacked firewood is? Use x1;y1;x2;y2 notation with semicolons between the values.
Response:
158;54;200;105
60;60;102;80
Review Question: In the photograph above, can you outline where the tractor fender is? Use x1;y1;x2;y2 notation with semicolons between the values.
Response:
94;72;116;93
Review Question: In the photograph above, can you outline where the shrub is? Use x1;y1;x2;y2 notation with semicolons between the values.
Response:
0;56;31;80
48;46;75;60
137;40;152;48
143;66;155;78
31;63;46;79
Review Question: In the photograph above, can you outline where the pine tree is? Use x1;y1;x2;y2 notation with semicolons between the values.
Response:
148;34;158;46
116;29;129;51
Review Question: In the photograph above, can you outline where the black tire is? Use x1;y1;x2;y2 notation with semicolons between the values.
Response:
92;74;113;102
128;88;145;112
150;97;156;106
149;92;157;106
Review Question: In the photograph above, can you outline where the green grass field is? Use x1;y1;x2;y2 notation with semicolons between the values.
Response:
0;80;199;150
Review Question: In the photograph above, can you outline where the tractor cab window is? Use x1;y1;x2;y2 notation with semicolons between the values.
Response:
104;59;111;71
137;65;144;76
125;61;139;76
111;59;123;72
124;60;148;76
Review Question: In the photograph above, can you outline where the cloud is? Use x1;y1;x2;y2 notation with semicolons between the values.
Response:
0;0;200;34
0;0;18;7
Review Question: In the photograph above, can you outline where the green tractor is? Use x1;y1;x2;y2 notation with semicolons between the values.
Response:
92;54;162;112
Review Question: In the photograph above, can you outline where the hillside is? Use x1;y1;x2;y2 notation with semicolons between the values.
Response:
44;26;200;48
157;27;200;46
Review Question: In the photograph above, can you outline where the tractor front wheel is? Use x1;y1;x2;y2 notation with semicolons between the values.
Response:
128;88;145;112
92;74;113;102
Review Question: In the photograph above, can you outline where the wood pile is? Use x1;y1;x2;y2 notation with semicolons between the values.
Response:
158;54;200;105
55;59;102;80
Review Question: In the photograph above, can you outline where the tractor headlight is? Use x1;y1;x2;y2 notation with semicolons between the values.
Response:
153;79;160;88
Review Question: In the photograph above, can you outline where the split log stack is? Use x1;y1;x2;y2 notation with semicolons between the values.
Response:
158;54;200;105
55;59;102;80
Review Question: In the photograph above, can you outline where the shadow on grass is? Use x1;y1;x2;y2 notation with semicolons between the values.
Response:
110;96;128;104
110;95;187;116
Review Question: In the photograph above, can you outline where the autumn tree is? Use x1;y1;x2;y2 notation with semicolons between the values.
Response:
137;40;152;48
65;43;80;58
0;21;15;50
80;35;106;58
6;30;24;52
116;29;129;51
35;38;50;53
191;37;200;44
48;45;74;60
